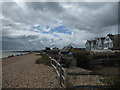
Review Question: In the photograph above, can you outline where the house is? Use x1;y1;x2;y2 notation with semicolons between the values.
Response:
103;34;114;50
96;37;105;50
101;37;106;49
85;40;91;50
85;39;104;50
85;34;120;51
85;39;97;50
113;34;120;50
45;47;51;51
52;47;59;50
91;40;97;50
62;44;73;50
58;49;76;67
72;48;85;50
59;49;70;54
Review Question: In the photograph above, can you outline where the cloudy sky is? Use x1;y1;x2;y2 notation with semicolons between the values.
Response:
1;1;118;50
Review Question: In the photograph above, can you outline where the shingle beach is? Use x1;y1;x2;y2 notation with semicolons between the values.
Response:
2;53;103;88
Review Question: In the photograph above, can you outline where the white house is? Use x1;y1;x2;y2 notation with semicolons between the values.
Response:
103;34;114;50
91;40;97;50
85;34;120;51
85;40;91;50
96;37;105;50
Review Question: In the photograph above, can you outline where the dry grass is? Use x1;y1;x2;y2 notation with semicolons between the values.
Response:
35;54;51;66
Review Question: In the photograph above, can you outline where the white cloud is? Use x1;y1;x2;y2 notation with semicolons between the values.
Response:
2;2;118;50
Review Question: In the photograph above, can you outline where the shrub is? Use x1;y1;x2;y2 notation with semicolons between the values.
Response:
110;75;120;89
35;54;51;66
73;52;90;69
98;67;120;89
99;75;120;90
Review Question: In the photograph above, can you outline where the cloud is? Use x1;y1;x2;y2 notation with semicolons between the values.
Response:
26;2;64;13
59;2;118;33
2;2;118;50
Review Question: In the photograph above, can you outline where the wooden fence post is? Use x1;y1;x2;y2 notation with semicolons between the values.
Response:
51;58;52;66
59;66;62;86
64;68;67;88
49;55;68;88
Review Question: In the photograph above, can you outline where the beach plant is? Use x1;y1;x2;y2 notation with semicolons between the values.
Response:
71;50;91;69
74;53;90;68
35;54;51;66
98;67;120;90
99;75;120;90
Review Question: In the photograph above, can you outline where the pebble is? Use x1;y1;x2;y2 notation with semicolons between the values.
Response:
2;53;105;88
2;53;60;88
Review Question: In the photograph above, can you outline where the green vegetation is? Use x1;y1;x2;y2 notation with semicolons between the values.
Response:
94;67;120;89
71;49;91;69
100;74;120;89
62;54;71;59
93;67;119;74
73;53;90;68
108;75;120;89
35;54;51;66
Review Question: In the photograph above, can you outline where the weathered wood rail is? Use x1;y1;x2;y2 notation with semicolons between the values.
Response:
49;56;67;88
68;72;101;75
48;54;117;88
49;55;105;88
90;52;120;66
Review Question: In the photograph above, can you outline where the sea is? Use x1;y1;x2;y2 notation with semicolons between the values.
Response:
0;50;28;58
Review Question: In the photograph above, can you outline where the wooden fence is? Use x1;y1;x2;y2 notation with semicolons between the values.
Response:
49;56;67;88
47;52;120;88
49;55;104;88
89;52;120;66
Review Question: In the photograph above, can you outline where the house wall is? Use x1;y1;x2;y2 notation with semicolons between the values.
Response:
96;38;105;50
85;42;91;50
96;39;101;49
113;35;120;50
91;41;96;50
104;36;113;49
85;34;118;51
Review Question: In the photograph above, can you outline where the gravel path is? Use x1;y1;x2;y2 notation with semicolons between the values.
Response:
2;53;104;88
67;66;104;87
2;53;60;88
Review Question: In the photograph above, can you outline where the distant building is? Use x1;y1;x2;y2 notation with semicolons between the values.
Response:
113;34;120;50
59;49;70;54
85;40;91;50
45;47;51;50
62;44;73;50
52;47;59;51
96;37;105;50
72;48;85;50
85;34;120;51
103;34;114;50
91;40;97;50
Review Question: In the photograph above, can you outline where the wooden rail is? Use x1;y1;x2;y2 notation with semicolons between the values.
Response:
68;72;101;75
48;55;112;88
49;56;67;88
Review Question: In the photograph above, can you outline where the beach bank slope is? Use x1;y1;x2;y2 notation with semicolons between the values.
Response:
2;53;60;88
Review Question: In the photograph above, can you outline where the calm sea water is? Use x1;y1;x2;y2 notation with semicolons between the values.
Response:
0;51;28;58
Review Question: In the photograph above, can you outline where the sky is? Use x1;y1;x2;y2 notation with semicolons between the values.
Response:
1;1;119;50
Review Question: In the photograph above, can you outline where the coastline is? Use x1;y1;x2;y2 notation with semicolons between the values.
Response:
2;53;60;88
1;51;30;59
2;52;104;88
